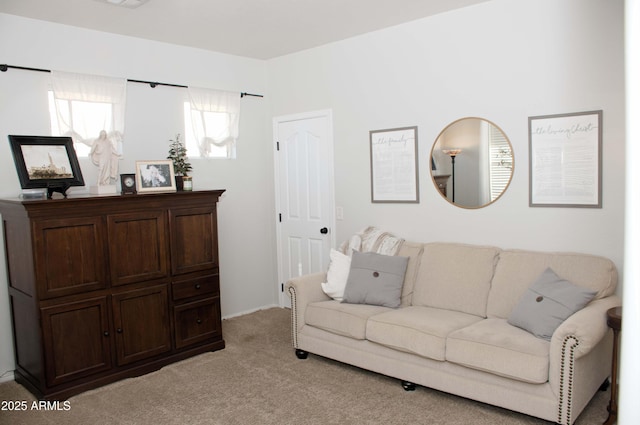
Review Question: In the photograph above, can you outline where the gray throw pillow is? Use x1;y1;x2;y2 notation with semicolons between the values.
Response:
342;251;409;308
507;268;597;340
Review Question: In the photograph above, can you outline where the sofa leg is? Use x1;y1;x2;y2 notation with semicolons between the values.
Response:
295;349;309;359
599;378;610;391
401;380;416;391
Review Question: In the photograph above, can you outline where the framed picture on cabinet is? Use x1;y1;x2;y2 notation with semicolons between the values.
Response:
528;110;602;208
8;134;85;199
134;160;176;193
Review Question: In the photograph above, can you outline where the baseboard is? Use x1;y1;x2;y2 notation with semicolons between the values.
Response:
0;370;15;383
222;304;281;320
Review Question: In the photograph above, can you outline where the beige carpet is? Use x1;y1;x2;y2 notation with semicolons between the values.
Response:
0;307;609;424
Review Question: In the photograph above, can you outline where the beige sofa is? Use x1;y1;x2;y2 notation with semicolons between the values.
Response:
286;241;620;425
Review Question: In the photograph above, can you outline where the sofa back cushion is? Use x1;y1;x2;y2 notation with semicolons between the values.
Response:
412;243;500;317
397;241;425;307
486;249;618;319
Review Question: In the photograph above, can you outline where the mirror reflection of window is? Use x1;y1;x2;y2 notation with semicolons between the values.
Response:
431;118;514;209
488;123;513;201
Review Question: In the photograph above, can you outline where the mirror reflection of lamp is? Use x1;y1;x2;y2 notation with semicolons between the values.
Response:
442;149;462;202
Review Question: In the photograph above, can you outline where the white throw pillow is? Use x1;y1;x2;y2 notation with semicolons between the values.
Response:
321;249;352;301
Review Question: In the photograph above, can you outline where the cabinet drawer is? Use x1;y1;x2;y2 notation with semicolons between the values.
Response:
172;274;218;301
174;297;221;349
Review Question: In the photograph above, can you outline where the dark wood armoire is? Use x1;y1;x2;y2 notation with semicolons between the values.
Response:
0;190;225;400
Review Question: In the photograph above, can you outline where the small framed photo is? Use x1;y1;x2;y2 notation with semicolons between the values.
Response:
135;160;176;193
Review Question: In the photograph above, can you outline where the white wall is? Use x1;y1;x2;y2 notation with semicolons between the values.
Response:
268;0;625;270
621;0;640;422
0;13;278;380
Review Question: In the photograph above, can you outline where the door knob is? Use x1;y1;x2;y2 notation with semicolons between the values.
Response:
320;227;328;234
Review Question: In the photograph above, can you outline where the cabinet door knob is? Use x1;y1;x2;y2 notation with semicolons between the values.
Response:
195;284;201;289
196;319;202;324
104;331;110;337
117;328;123;333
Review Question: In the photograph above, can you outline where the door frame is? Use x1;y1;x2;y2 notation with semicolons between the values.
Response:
273;109;336;308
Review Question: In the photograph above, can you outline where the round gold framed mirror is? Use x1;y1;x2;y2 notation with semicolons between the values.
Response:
430;117;514;208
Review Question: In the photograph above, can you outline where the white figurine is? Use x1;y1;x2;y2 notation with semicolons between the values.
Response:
89;130;120;186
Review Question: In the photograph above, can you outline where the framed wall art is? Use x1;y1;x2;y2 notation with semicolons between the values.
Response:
369;126;419;203
529;110;602;208
8;135;85;199
135;160;176;193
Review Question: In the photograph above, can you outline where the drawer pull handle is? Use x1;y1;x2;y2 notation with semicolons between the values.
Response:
196;319;202;324
195;284;201;289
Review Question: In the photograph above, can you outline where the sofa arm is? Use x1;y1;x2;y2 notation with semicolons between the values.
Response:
550;295;621;359
285;272;330;348
549;294;621;421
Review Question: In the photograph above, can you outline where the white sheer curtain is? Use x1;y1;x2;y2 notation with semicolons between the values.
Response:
50;71;126;154
187;87;240;158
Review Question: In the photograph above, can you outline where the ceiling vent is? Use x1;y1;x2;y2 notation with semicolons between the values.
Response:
95;0;150;8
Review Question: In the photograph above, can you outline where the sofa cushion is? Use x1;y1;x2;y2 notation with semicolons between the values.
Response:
486;249;617;319
342;251;409;308
320;249;352;301
305;300;390;340
446;318;550;384
507;268;597;340
412;243;500;317
366;306;483;361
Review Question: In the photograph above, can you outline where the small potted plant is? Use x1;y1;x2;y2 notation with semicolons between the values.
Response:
167;134;193;190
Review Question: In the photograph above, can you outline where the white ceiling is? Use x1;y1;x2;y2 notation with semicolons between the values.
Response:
0;0;490;59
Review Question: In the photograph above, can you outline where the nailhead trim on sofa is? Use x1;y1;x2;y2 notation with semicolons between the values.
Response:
288;286;299;348
558;335;580;425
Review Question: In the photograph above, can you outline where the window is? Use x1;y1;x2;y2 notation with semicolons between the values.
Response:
183;102;233;158
49;71;126;157
48;91;114;156
186;87;240;159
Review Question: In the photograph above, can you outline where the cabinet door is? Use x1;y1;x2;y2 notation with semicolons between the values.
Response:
169;207;219;275
41;297;112;386
112;284;171;365
34;217;107;299
107;211;169;286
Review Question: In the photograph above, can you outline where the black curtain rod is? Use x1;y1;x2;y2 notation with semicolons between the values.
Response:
126;78;187;89
0;64;264;98
0;64;50;73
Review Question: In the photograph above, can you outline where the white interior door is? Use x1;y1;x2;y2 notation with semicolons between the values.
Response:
273;110;335;308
